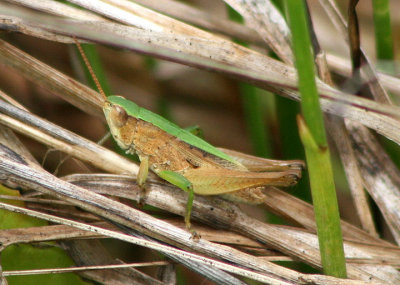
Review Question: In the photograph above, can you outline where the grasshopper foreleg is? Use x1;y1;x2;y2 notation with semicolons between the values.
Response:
137;156;149;205
137;156;149;188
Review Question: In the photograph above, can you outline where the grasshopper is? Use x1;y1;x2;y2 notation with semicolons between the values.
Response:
76;43;303;230
103;96;303;229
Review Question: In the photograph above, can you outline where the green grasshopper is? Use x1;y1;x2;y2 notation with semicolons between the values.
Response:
103;96;303;229
76;42;303;230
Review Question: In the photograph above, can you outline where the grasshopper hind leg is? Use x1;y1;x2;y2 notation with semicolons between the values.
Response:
158;170;199;238
184;183;200;239
138;161;199;238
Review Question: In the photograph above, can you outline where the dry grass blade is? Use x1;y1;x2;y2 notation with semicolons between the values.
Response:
2;9;399;100
0;203;370;285
0;153;284;284
2;261;172;277
0;121;37;166
66;174;400;283
134;0;262;45
311;15;376;236
65;173;389;247
0;39;103;115
0;120;311;284
1;6;400;147
348;0;362;81
2;154;390;284
0;97;315;282
318;0;391;104
348;122;400;244
260;186;382;244
236;0;378;245
0;99;139;175
224;0;293;64
326;53;400;98
0;2;396;112
0;224;99;248
0;224;171;284
0;202;271;283
316;0;400;248
65;240;169;285
8;0;105;20
0;128;388;283
325;117;377;236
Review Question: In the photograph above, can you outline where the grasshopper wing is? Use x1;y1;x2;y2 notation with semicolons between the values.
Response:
218;148;304;172
169;140;247;170
184;168;301;195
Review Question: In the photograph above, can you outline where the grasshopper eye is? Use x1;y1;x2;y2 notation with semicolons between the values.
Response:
110;105;128;128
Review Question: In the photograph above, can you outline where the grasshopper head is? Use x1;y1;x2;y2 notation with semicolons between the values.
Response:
103;96;142;150
103;98;130;150
104;101;128;128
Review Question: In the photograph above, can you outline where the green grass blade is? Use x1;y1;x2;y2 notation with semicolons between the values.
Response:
371;0;400;183
75;43;111;97
0;186;90;285
227;6;271;157
372;0;394;62
275;96;311;202
73;43;140;160
284;0;347;278
240;84;272;157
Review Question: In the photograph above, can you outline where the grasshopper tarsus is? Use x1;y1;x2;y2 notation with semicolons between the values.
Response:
190;231;201;241
138;189;148;208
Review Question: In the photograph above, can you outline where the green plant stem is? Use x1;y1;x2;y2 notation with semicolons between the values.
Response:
284;0;347;278
371;0;400;184
226;6;271;157
73;43;139;160
240;84;271;157
372;0;393;62
75;44;111;97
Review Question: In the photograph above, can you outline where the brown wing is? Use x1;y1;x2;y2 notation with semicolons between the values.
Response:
169;138;247;171
218;148;305;172
184;168;300;195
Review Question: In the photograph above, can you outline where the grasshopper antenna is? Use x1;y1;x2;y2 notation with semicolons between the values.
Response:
74;37;107;101
74;37;111;147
